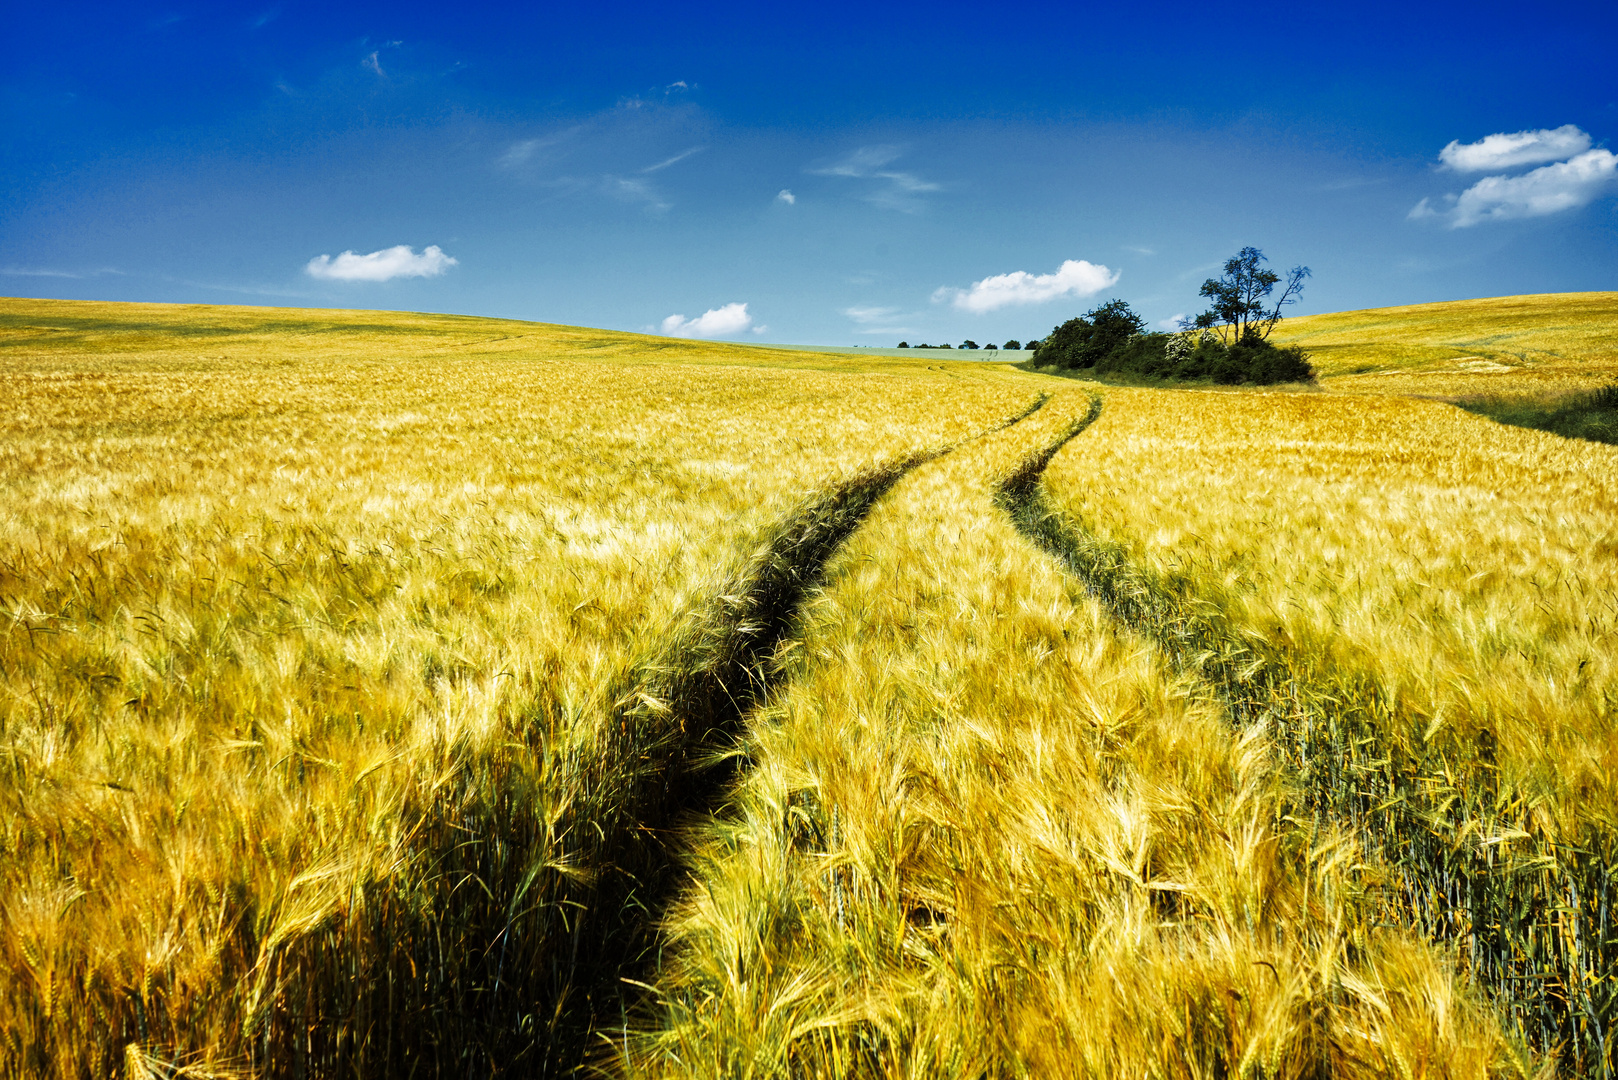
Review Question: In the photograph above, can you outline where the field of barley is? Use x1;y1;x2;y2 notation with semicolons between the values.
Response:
1272;290;1618;397
2;293;1615;1078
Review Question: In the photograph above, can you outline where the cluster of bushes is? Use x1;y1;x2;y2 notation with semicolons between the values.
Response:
1031;299;1314;385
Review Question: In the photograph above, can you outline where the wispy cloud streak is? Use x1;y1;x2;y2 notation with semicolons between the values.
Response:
811;145;941;211
642;146;705;172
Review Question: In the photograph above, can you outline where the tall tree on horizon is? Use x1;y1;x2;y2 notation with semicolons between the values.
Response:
1194;247;1310;344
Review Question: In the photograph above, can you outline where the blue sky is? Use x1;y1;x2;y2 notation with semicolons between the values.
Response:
4;0;1616;345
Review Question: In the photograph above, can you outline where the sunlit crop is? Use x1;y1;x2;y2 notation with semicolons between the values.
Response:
1043;384;1618;1072
1273;290;1618;396
10;294;1611;1077
0;299;1033;1076
626;390;1515;1078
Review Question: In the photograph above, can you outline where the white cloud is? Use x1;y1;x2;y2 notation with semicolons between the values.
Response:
933;259;1119;314
1412;149;1618;227
660;302;754;338
305;244;457;282
1439;125;1592;172
1156;314;1186;331
776;189;796;205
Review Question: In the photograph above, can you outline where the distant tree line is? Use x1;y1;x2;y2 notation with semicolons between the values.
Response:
1031;247;1314;385
898;340;1041;351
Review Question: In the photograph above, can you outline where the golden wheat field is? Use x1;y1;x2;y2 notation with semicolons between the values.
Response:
1273;290;1618;397
626;392;1514;1078
2;294;1615;1078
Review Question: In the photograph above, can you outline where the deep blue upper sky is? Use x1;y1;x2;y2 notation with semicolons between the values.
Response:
4;1;1616;344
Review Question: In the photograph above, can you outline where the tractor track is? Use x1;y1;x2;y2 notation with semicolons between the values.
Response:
545;392;1053;1072
993;392;1614;1078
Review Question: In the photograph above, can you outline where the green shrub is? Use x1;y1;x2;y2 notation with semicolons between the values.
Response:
1033;300;1146;369
1220;333;1316;384
1093;332;1170;376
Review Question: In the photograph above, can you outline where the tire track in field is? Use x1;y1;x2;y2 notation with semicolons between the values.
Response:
994;393;1613;1078
996;391;1287;726
551;392;1051;1072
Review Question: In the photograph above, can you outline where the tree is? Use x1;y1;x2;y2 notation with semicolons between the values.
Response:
1034;299;1146;369
1194;247;1309;344
897;341;909;348
984;342;1001;351
961;340;979;350
1086;300;1146;357
1002;339;1021;350
1024;339;1039;350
